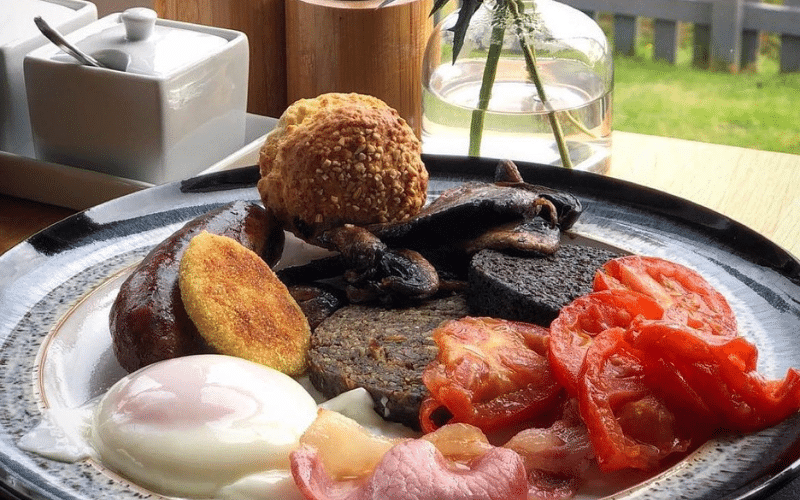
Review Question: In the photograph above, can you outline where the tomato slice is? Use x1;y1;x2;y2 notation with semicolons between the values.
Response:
633;350;720;436
628;322;800;432
548;290;663;396
420;317;562;433
578;328;691;472
593;256;737;338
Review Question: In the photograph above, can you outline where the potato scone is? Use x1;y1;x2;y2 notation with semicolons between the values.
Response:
109;201;279;373
179;232;310;375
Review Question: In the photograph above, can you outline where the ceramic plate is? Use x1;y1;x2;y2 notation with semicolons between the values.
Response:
1;156;800;500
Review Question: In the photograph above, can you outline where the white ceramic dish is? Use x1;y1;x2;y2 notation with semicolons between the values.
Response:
0;0;97;157
23;8;249;184
0;114;276;210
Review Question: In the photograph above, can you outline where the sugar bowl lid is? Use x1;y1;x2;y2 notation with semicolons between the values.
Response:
67;8;229;75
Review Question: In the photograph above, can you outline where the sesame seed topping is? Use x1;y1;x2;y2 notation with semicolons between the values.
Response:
257;93;428;231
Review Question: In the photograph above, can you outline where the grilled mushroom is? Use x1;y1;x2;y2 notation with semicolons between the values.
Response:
276;160;583;304
369;161;582;255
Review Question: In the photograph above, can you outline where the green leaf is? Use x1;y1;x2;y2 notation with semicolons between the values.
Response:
429;0;451;17
448;0;483;63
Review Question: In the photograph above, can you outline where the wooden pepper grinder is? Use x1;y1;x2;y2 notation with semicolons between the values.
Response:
154;0;288;118
285;0;433;137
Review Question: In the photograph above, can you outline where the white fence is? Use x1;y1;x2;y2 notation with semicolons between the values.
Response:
560;0;800;72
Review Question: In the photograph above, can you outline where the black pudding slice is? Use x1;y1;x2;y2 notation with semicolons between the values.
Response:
467;246;624;327
308;293;468;429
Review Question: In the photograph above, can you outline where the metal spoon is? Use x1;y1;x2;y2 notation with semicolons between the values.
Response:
33;16;107;69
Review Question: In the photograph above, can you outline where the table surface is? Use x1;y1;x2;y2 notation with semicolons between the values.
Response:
1;130;800;499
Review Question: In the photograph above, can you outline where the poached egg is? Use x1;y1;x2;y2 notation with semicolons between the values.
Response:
21;354;320;499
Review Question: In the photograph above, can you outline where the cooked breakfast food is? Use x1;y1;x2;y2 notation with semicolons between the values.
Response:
109;200;284;373
274;159;583;304
179;232;311;376
292;396;592;500
257;92;429;242
364;159;583;279
419;316;561;433
40;205;800;500
318;223;441;303
467;245;623;326
297;408;404;479
594;254;738;338
369;167;583;253
286;283;348;330
292;436;530;500
78;94;800;500
308;293;468;428
290;256;800;500
91;355;318;499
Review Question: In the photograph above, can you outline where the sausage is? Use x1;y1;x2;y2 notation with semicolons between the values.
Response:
109;200;285;373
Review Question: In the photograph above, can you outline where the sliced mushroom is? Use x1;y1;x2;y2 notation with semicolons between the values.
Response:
368;161;581;256
463;217;561;255
280;225;440;305
495;159;525;183
287;283;347;330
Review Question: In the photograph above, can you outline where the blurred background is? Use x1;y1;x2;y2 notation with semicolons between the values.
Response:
91;0;799;155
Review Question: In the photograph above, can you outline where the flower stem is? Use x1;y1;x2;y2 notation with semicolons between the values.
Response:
469;5;506;157
509;0;573;168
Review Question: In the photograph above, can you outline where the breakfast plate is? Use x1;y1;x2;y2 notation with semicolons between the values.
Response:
1;155;800;500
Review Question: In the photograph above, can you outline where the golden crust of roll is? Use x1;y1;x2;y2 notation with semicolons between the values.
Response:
257;93;428;238
179;231;310;376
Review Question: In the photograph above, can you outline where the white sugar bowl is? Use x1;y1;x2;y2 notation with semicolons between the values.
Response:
0;0;96;156
24;8;249;184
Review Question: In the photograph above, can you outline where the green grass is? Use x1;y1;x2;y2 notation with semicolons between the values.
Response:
607;16;800;155
613;56;800;154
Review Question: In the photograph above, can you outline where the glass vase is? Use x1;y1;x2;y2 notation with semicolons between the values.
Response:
421;0;613;173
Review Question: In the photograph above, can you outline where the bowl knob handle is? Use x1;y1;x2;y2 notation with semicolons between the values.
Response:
122;8;158;42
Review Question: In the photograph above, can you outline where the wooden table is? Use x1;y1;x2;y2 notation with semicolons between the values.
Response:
1;131;800;500
3;131;799;257
609;131;800;259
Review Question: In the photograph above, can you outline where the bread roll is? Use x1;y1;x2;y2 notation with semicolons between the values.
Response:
257;93;428;241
